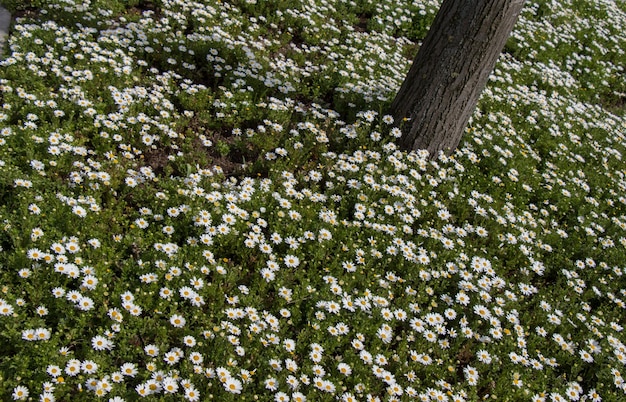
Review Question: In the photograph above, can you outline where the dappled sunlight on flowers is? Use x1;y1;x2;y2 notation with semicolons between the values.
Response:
0;0;625;400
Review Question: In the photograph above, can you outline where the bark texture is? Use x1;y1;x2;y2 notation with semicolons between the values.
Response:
391;0;526;157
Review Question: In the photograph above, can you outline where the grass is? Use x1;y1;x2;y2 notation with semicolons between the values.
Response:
0;0;625;401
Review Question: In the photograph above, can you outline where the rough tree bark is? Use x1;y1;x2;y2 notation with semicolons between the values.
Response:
390;0;526;157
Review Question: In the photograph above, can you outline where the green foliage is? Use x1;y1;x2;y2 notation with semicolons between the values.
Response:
0;0;45;13
0;0;625;401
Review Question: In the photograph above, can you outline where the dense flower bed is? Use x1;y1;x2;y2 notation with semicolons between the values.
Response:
0;0;625;401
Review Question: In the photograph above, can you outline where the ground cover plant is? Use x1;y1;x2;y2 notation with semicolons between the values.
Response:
0;0;625;400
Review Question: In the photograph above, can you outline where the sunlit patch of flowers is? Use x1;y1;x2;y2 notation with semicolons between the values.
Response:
0;0;625;401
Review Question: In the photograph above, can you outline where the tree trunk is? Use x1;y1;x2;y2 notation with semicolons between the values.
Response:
390;0;526;157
